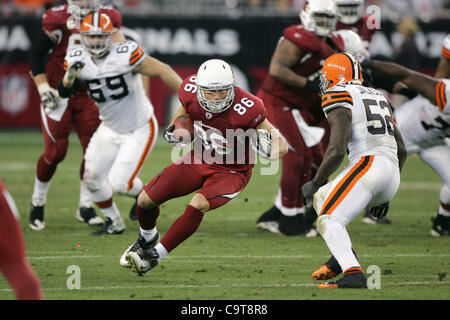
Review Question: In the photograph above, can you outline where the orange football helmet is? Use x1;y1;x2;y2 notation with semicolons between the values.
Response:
319;52;363;94
80;12;113;58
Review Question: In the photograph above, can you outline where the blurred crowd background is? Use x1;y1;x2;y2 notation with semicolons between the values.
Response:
3;0;450;20
0;0;448;128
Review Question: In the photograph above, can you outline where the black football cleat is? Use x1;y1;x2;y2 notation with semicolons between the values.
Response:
431;213;450;237
129;201;137;221
278;214;318;237
29;204;45;231
256;205;282;233
319;268;368;289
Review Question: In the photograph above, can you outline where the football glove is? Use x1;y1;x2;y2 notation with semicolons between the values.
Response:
63;61;85;84
37;82;59;111
305;78;321;94
368;202;389;219
163;124;180;145
302;180;320;205
255;129;272;159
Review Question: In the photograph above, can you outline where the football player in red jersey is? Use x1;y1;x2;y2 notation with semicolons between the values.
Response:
255;0;344;236
335;0;377;50
28;0;124;231
0;179;43;300
120;59;288;275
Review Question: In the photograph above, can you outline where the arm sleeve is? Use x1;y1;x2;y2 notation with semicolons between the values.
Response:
28;30;55;76
57;78;81;98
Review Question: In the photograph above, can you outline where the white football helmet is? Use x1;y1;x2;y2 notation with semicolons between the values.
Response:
196;59;235;114
334;29;370;62
335;0;365;25
299;0;338;37
67;0;99;20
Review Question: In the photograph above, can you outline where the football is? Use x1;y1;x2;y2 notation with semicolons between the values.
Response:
173;114;194;143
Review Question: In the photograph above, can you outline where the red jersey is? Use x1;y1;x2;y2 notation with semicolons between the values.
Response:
260;24;344;109
335;15;377;43
42;4;122;93
179;75;267;171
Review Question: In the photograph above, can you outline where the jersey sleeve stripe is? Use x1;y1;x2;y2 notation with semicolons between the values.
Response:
322;97;353;109
129;47;144;66
320;155;374;216
439;81;447;110
322;91;351;100
436;81;445;111
443;47;450;59
322;94;353;102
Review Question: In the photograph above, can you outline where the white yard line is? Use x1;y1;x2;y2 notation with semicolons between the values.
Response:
26;253;450;260
1;280;449;293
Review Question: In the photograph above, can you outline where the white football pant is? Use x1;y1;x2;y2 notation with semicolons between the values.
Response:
313;155;400;272
83;115;158;203
418;144;450;215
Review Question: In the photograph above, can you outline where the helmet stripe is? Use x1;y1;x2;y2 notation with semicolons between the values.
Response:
341;52;358;80
93;12;99;29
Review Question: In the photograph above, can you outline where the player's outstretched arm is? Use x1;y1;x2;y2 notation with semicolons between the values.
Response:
133;56;182;92
256;119;288;160
367;60;438;106
435;56;450;79
29;29;59;110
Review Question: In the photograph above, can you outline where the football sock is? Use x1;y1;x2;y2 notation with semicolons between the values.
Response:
0;260;42;300
96;198;120;220
140;226;158;242
154;243;168;261
438;185;450;216
317;215;360;272
137;205;160;229
160;205;204;252
31;176;50;207
79;181;93;208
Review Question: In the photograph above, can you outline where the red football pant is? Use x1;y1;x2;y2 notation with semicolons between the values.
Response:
37;96;100;182
259;89;329;210
144;152;252;210
142;153;252;252
0;180;42;300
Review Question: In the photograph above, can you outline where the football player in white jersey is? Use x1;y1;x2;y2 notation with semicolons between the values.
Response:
362;58;450;236
58;12;182;235
302;53;407;288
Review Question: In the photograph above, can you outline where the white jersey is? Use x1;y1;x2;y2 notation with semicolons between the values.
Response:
394;95;450;154
65;40;153;132
321;84;398;164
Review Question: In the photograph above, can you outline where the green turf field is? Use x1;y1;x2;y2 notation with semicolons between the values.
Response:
0;130;449;300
